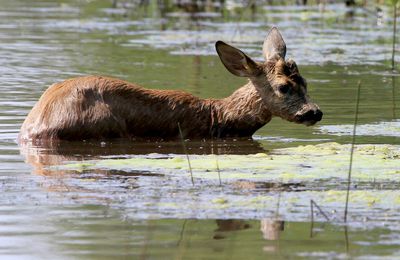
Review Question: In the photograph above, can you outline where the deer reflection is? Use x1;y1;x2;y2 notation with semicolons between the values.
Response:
212;218;285;253
260;219;285;253
260;219;284;240
213;219;251;239
20;138;266;176
20;138;266;203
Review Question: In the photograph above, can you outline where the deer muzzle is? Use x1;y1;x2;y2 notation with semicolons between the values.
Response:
294;107;323;126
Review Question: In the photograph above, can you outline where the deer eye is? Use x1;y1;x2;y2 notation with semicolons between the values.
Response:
278;85;290;94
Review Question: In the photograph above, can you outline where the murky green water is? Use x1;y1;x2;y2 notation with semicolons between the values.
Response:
1;0;400;258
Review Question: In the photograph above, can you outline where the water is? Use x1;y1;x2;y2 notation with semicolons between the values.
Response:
1;0;400;258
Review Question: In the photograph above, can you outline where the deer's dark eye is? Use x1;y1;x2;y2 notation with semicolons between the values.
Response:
279;85;290;94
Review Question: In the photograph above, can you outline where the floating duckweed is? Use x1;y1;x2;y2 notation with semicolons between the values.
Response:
52;143;400;183
286;197;299;204
60;162;94;172
321;190;383;207
323;190;344;203
170;157;184;163
212;198;228;204
253;153;270;158
280;172;299;181
357;145;376;154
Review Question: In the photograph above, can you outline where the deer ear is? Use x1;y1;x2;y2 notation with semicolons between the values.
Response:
263;27;286;61
215;41;261;77
287;58;299;73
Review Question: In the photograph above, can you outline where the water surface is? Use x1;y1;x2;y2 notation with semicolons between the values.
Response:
1;0;400;258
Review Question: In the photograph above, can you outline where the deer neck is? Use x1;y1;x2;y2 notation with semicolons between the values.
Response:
210;81;272;137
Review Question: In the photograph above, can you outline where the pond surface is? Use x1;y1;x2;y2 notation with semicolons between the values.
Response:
1;0;400;258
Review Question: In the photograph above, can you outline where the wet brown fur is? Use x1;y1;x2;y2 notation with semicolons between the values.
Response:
19;75;272;142
19;28;321;143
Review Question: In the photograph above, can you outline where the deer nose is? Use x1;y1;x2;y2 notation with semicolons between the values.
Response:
297;109;323;123
315;110;323;121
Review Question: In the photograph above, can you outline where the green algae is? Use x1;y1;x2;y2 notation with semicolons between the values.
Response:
122;189;400;218
318;120;400;137
41;144;400;220
52;143;400;183
313;190;400;208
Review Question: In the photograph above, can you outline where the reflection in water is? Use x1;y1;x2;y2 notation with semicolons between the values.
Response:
0;208;396;259
19;138;266;176
260;219;285;253
393;75;397;119
212;218;285;255
19;138;267;204
260;219;284;241
214;219;251;239
212;218;285;254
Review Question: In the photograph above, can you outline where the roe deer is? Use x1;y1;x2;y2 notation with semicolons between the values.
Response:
19;27;322;143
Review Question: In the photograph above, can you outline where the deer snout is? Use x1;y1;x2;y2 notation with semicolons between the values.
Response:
295;108;323;126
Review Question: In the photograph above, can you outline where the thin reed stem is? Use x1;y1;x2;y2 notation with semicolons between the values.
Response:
178;123;194;185
392;4;398;70
344;80;362;222
310;200;314;238
311;200;330;222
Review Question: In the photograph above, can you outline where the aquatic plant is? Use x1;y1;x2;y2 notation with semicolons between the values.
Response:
178;122;194;185
51;143;400;183
390;0;399;70
344;81;361;223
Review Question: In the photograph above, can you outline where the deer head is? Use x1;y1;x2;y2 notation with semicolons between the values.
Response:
215;27;323;126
